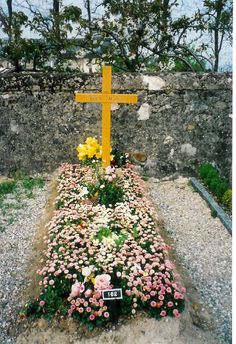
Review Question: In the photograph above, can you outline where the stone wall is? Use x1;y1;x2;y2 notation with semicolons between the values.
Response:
0;72;232;179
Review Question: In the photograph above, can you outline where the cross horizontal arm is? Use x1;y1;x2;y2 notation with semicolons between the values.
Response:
75;93;138;104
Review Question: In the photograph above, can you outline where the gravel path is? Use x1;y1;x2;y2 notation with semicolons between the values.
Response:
147;176;232;344
0;183;49;344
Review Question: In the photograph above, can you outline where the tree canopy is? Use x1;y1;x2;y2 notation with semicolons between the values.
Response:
0;0;232;72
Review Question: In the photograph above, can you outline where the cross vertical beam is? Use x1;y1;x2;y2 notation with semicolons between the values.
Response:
102;66;112;168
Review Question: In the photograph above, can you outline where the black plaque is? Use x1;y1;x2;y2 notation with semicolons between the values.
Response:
102;288;123;300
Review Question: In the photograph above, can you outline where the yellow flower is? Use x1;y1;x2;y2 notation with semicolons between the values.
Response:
76;137;104;162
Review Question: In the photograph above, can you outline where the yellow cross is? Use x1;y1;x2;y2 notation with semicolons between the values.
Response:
75;66;138;168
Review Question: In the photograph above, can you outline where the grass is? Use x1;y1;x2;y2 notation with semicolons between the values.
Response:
0;181;17;198
21;177;45;190
0;176;46;230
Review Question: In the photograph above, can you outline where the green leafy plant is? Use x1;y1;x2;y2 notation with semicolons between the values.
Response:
21;177;45;190
111;147;127;167
98;181;124;207
198;163;231;211
222;189;232;210
0;180;17;198
94;226;112;242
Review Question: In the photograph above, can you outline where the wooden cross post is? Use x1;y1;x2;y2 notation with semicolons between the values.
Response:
75;66;138;168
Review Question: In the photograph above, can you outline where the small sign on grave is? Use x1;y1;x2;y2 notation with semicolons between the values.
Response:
102;288;123;300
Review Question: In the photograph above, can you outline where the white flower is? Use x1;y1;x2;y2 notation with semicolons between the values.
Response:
82;266;94;277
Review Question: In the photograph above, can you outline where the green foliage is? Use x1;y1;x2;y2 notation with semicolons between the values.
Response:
98;181;124;207
111;147;126;167
211;209;217;218
0;11;29;71
94;226;112;242
55;199;65;209
222;189;232;210
21;177;45;190
132;225;139;239
199;163;216;179
198;163;231;209
26;282;71;320
170;56;206;72
115;234;128;248
0;180;17;197
27;5;82;70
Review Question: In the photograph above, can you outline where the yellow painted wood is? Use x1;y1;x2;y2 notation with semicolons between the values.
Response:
102;102;111;168
75;65;138;168
75;93;138;104
101;67;111;168
102;66;112;94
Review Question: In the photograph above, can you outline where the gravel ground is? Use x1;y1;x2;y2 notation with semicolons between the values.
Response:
0;182;49;344
147;176;232;344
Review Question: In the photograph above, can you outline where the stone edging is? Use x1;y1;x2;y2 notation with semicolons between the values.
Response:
190;177;232;235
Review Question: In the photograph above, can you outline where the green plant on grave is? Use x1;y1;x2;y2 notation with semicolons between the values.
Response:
84;166;124;207
98;180;124;207
26;280;71;320
222;189;232;210
111;147;127;167
94;226;112;242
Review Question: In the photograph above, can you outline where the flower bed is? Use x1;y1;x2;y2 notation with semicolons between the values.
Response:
26;160;185;329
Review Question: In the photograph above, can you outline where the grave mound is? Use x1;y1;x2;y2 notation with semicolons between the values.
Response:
24;149;185;329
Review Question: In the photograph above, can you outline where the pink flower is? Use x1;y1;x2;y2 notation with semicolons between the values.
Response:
94;274;111;291
167;301;174;307
86;307;92;313
160;310;166;317
39;300;45;307
68;309;73;316
104;312;110;318
70;280;83;298
173;309;180;318
89;314;95;321
93;291;102;299
78;307;84;313
84;289;93;298
150;301;157;307
49;280;54;286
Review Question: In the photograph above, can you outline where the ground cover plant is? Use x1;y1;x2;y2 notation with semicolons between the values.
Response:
199;163;232;211
25;138;185;328
0;176;46;232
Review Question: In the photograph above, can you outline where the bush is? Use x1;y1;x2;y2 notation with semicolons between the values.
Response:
198;163;231;210
199;164;217;180
222;189;232;210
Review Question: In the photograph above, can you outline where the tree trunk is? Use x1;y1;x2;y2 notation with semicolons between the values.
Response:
213;0;223;72
7;0;13;42
213;29;219;72
53;0;60;14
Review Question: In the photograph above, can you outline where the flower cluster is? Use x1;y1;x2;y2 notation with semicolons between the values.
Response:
77;137;102;161
28;162;185;328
